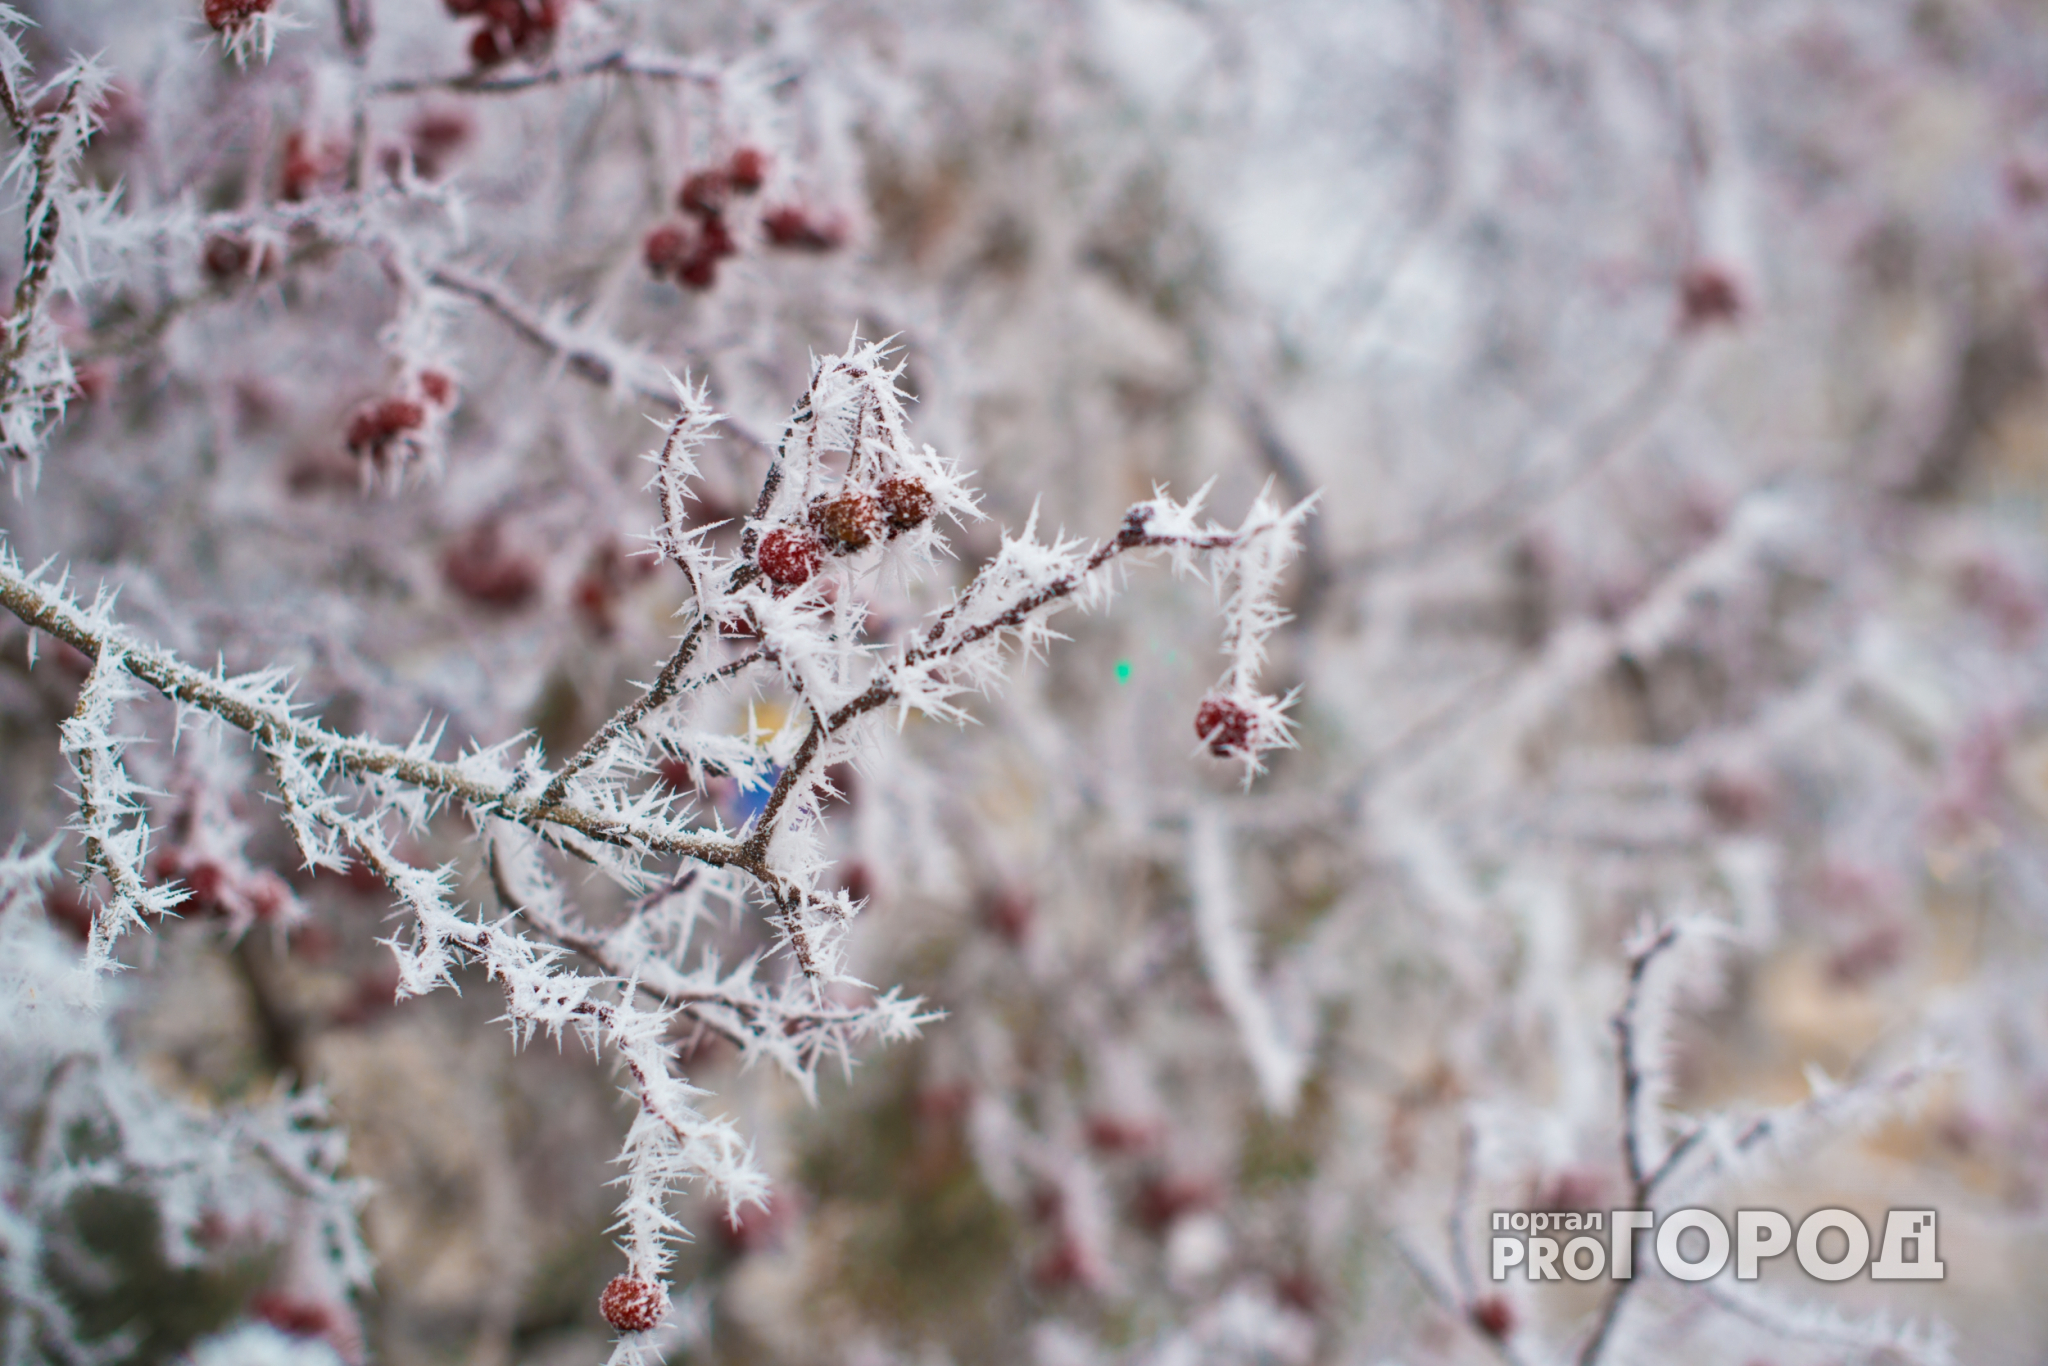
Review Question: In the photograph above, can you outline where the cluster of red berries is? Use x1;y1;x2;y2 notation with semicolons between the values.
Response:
345;371;456;469
599;1274;668;1334
444;0;561;68
643;149;851;291
1193;694;1254;757
643;148;767;291
752;478;935;590
203;0;271;33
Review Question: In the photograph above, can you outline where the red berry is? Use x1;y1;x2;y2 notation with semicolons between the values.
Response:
1193;695;1253;757
762;206;845;252
983;887;1032;944
756;527;821;587
443;522;540;610
599;1274;668;1334
678;169;732;219
808;492;882;553
676;249;719;290
281;130;344;202
1471;1295;1515;1340
1134;1172;1219;1230
204;0;271;31
345;396;426;453
469;25;513;66
409;108;472;178
380;396;427;433
1678;263;1743;330
699;214;737;260
876;476;934;534
643;223;690;276
417;370;456;407
728;147;769;193
1083;1113;1158;1156
250;1291;340;1340
344;412;382;452
442;524;536;610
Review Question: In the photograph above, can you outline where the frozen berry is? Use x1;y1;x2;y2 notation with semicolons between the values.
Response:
280;130;346;202
202;234;261;282
678;169;732;219
417;370;456;407
204;0;271;31
1678;263;1742;330
676;249;720;290
469;25;514;66
250;1290;342;1340
1471;1295;1515;1340
728;147;769;193
699;215;737;260
599;1274;668;1334
409;108;472;178
1193;695;1252;757
757;527;821;587
442;522;539;610
808;492;882;553
346;397;426;453
644;222;690;277
877;476;934;534
762;206;845;252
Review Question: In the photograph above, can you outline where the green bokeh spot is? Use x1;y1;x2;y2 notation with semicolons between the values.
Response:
1114;659;1132;684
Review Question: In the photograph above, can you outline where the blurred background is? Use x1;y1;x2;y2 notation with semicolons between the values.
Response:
7;0;2048;1362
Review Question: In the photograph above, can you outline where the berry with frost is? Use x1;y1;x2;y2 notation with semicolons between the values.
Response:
678;169;733;219
202;234;276;283
1193;694;1253;757
877;475;934;535
762;205;846;251
644;223;690;277
203;0;272;31
809;492;882;552
345;397;425;455
757;526;822;587
417;370;456;407
728;146;769;192
599;1274;669;1334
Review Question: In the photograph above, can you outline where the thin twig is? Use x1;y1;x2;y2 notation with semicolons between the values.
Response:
371;49;726;99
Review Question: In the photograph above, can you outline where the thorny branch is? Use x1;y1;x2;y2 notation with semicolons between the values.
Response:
1575;921;1689;1366
371;48;730;99
0;560;748;867
0;78;81;463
